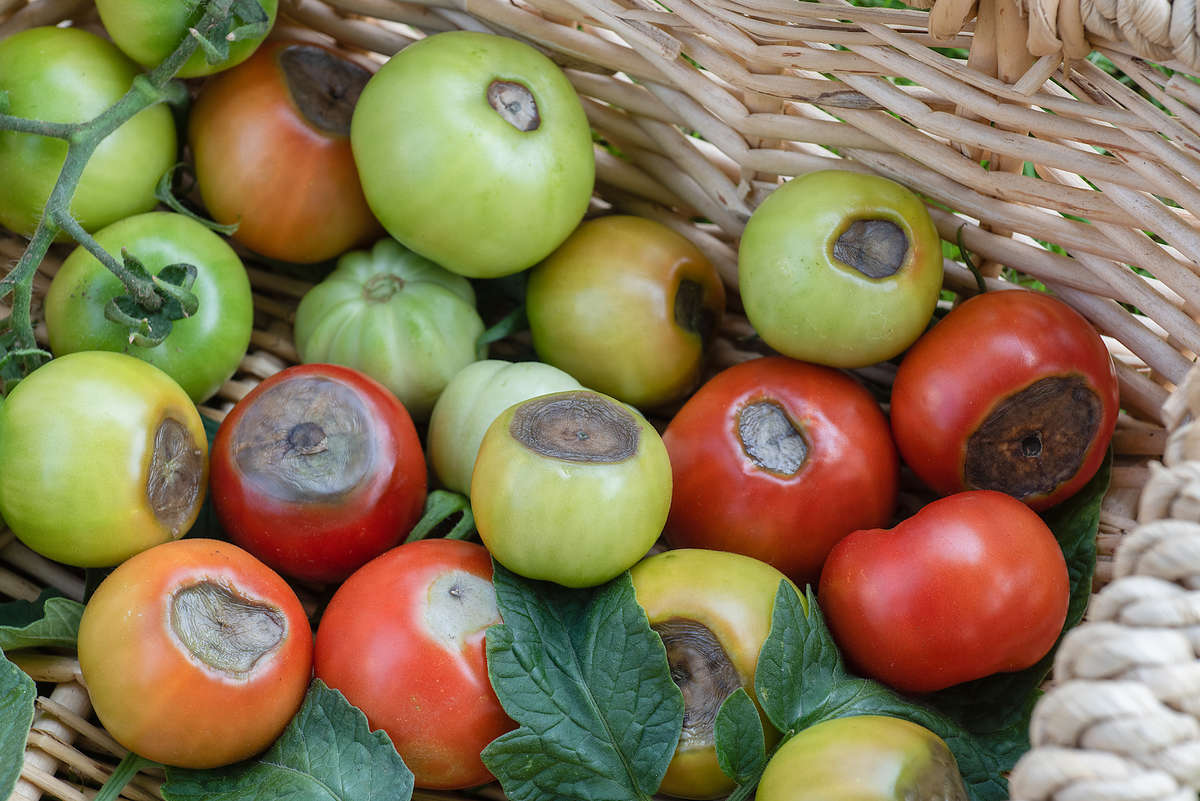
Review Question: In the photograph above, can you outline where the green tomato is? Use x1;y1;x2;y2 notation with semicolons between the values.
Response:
471;389;671;588
44;212;254;404
738;170;944;368
0;352;208;568
427;359;581;496
0;27;177;237
293;238;485;421
756;715;968;801
94;0;279;78
350;31;595;278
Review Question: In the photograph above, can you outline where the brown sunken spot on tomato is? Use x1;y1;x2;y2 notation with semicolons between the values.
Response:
510;391;639;462
147;417;205;536
674;279;719;344
279;43;370;136
737;401;808;476
170;581;286;674
654;618;743;752
964;374;1101;501
488;80;540;131
832;218;908;279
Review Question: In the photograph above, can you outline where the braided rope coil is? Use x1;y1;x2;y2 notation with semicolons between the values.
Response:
1010;367;1200;801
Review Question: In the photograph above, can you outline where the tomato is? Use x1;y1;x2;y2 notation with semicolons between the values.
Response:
0;27;176;237
471;390;672;588
77;538;313;768
890;288;1119;510
756;716;968;801
630;549;798;800
427;359;581;495
293;238;485;421
350;30;595;278
661;357;897;586
94;0;279;78
188;39;382;263
818;490;1070;694
44;211;254;404
526;215;726;409
738;170;944;368
210;363;427;584
0;352;207;568
313;538;514;789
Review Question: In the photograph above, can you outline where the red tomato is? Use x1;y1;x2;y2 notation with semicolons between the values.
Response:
661;356;898;586
210;363;426;583
313;539;515;789
188;39;381;263
77;539;313;768
818;490;1069;694
890;289;1118;511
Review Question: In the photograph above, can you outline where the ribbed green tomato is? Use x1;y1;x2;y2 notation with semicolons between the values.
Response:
293;238;485;420
427;360;581;495
0;27;177;237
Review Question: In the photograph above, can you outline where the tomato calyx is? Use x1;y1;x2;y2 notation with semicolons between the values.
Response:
963;374;1102;501
278;43;369;136
832;218;908;279
487;80;540;132
653;617;741;751
737;400;808;476
423;569;500;649
147;417;205;535
510;391;639;463
170;580;286;675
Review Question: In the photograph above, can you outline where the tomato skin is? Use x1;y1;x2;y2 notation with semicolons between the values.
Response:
77;538;313;769
313;539;514;789
662;357;898;586
210;363;427;583
45;211;254;404
188;39;382;263
818;490;1069;694
0;27;177;237
890;289;1118;510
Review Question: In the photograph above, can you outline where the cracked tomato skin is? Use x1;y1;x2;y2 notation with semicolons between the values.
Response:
662;357;898;586
209;363;427;584
818;490;1069;694
313;539;515;790
78;538;313;769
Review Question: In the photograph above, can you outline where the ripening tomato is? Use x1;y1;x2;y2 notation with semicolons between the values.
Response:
662;357;898;586
890;289;1119;510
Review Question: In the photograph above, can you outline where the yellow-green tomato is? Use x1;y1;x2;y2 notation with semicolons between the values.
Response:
756;715;968;801
526;216;725;410
45;212;254;404
94;0;279;78
471;390;671;588
0;27;177;237
293;238;485;421
350;31;595;278
427;359;581;495
630;549;798;800
738;170;944;368
0;352;208;568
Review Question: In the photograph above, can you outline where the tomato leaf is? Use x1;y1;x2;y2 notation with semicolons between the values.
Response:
754;584;1015;801
922;449;1110;734
0;590;84;651
160;679;413;801
0;650;36;799
482;564;684;801
714;687;766;789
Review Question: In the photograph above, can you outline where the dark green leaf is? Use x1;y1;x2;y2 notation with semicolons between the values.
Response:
105;296;174;347
154;263;200;319
482;564;684;801
476;305;527;352
231;0;271;25
714;687;766;787
161;679;413;801
0;650;36;799
0;591;84;651
403;490;475;543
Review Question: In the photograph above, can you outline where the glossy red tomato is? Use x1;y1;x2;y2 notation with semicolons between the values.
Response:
210;363;426;583
890;289;1119;511
77;539;313;768
313;539;515;789
819;490;1069;693
188;39;381;263
661;357;898;586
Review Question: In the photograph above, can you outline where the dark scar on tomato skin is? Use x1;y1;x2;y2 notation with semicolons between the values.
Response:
170;581;286;675
832;218;908;279
509;391;639;463
279;44;371;136
653;618;742;749
487;80;540;132
737;401;808;475
147;417;205;535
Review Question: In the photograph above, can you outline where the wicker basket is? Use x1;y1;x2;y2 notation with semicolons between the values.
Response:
4;0;1200;797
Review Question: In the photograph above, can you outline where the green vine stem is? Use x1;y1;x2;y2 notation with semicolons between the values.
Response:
93;752;156;801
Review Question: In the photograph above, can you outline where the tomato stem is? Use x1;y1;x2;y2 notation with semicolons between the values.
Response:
405;490;477;543
93;752;156;801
